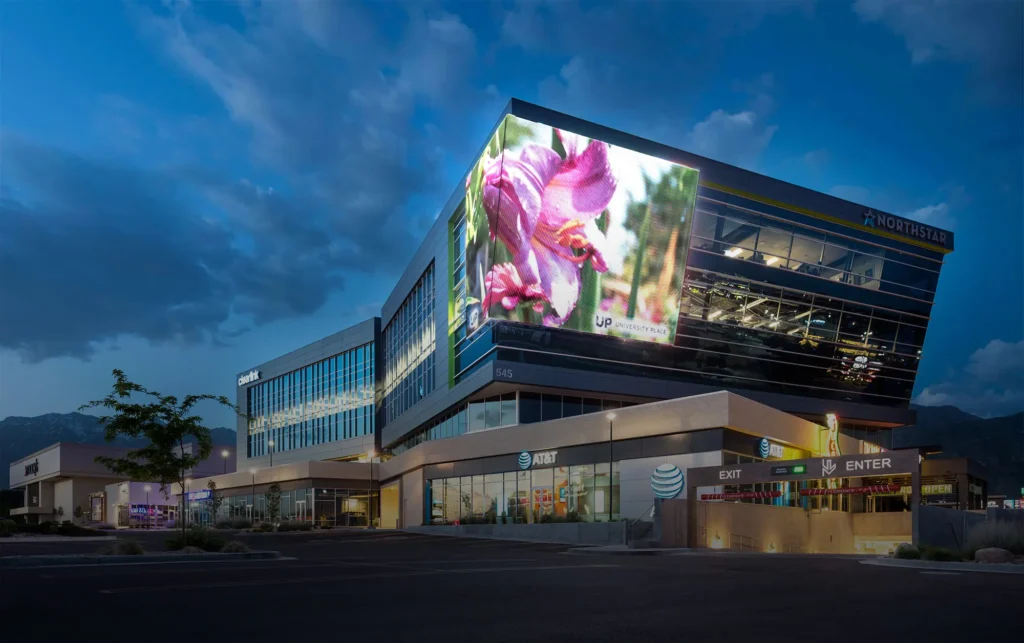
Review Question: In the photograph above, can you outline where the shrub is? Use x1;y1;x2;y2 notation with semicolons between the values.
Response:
222;540;250;553
56;523;102;538
277;520;312;532
229;517;253;529
98;540;145;556
893;543;920;559
94;522;116;530
0;518;14;537
180;546;204;554
919;546;962;562
214;519;233;529
166;526;226;552
37;520;59;535
255;522;274;533
966;521;1024;558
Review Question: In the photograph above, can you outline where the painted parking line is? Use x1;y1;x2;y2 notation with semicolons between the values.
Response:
98;563;621;594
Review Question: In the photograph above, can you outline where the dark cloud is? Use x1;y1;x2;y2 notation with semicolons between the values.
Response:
0;136;345;362
1;2;496;363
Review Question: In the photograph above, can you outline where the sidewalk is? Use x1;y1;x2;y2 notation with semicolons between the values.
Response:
861;558;1024;575
1;535;116;543
568;545;886;558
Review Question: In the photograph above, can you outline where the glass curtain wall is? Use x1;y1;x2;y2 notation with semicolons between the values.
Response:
427;463;620;525
246;343;376;459
190;487;379;528
383;263;436;424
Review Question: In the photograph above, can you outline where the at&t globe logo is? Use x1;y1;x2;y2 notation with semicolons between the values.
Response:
650;464;684;499
759;437;771;459
518;451;533;470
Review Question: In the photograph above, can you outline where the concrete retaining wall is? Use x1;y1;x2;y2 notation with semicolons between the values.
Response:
405;522;626;545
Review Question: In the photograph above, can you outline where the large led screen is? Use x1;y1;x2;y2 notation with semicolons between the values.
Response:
462;115;699;344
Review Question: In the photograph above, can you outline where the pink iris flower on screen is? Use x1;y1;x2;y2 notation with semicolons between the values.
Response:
480;129;617;324
482;263;546;313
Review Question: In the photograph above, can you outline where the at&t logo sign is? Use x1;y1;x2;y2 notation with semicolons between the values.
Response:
519;450;557;469
650;464;684;499
758;438;784;459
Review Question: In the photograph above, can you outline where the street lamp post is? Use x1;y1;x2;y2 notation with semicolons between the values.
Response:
367;450;376;529
606;412;617;523
221;449;230;474
249;468;256;523
144;484;152;529
183;478;191;529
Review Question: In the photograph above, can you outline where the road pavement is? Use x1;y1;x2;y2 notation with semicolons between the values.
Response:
1;530;1021;643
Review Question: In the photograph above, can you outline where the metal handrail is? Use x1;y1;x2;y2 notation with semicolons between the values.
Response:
625;504;656;544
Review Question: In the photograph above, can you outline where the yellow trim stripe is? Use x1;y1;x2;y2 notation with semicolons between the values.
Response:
700;180;952;255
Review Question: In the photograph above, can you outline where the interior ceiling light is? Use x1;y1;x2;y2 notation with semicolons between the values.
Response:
725;247;743;258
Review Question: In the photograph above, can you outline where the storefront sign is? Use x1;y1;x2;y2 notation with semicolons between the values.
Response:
238;370;260;386
518;450;557;469
863;209;948;246
187;489;212;502
770;464;806;476
758;438;784;459
689;451;920;487
24;459;39;476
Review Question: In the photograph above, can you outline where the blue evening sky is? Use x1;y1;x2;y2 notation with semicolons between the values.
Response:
1;0;1021;426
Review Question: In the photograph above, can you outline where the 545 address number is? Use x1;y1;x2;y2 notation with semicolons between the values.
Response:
495;367;514;379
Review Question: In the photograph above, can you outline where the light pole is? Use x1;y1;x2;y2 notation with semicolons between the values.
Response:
144;484;152;529
249;467;257;523
183;478;191;529
268;439;275;467
221;449;230;474
606;412;617;522
367;449;376;529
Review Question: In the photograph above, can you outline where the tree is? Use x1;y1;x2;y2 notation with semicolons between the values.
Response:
73;505;84;524
80;369;240;542
207;480;223;525
265;483;282;524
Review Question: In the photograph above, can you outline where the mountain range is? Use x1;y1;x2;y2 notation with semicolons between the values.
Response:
896;405;1024;497
0;412;237;488
1;407;1021;496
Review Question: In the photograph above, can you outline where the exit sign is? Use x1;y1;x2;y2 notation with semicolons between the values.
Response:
770;464;807;476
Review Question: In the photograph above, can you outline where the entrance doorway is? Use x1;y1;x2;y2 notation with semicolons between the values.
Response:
380;482;400;529
296;500;307;523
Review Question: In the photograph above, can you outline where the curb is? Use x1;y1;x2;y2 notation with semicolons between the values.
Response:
0;550;281;568
1;536;117;543
567;547;674;556
860;558;1024;575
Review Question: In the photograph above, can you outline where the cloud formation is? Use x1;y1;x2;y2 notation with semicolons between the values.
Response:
1;2;489;362
854;0;1024;102
914;339;1024;417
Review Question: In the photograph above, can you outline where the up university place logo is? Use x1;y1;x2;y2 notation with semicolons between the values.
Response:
822;459;838;477
650;464;684;499
518;452;533;470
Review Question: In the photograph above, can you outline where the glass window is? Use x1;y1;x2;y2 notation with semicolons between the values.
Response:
484;396;501;429
562;396;582;417
500;393;517;427
519;392;542;424
820;244;851;282
789;234;824;275
468;400;486;432
755;226;792;268
849;252;883;289
582;398;602;415
708;289;746;324
541;394;561;421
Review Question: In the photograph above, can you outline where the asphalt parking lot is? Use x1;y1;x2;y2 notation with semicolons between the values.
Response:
2;530;1021;643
